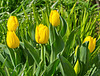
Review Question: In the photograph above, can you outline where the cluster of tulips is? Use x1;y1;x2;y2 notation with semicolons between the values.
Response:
6;10;96;75
6;16;19;48
74;36;96;74
6;10;60;47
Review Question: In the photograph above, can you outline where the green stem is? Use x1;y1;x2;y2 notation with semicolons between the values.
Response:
41;44;46;70
10;49;15;68
44;45;46;68
41;44;44;61
50;44;53;63
14;51;17;66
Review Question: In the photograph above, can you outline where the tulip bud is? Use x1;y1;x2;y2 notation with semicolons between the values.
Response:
6;31;19;48
35;24;49;44
75;45;79;56
7;16;19;31
83;36;96;53
49;10;60;26
74;60;80;75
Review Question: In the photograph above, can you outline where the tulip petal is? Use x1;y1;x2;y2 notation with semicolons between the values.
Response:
35;26;39;43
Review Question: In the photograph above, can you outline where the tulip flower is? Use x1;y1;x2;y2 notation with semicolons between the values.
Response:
49;10;60;26
6;31;19;48
35;24;49;44
74;60;80;75
7;16;19;31
83;36;96;53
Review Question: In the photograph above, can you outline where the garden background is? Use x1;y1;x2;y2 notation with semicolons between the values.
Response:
0;0;100;76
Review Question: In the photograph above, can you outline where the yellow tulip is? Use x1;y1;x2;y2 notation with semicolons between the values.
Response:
7;31;19;48
7;16;19;31
35;24;49;44
74;60;80;75
83;36;96;53
49;10;60;26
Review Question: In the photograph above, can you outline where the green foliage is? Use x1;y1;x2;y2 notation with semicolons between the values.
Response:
0;0;100;76
59;54;76;76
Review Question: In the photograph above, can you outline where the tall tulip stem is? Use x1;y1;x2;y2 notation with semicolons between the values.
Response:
41;44;44;61
44;45;46;68
50;45;53;63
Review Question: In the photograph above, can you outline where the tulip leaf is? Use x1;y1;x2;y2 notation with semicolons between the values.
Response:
0;53;13;69
29;24;35;41
7;48;16;68
91;53;100;69
24;40;40;65
79;42;92;75
41;59;60;76
60;17;67;37
20;42;34;66
79;42;89;64
49;24;64;55
49;24;55;45
58;55;76;76
52;28;64;56
63;26;80;57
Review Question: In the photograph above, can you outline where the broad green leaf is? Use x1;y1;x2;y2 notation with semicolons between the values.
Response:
63;26;80;56
24;40;40;65
42;59;59;76
59;55;76;76
79;42;89;64
60;17;67;37
20;42;34;66
29;24;35;41
52;28;64;56
49;24;55;45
